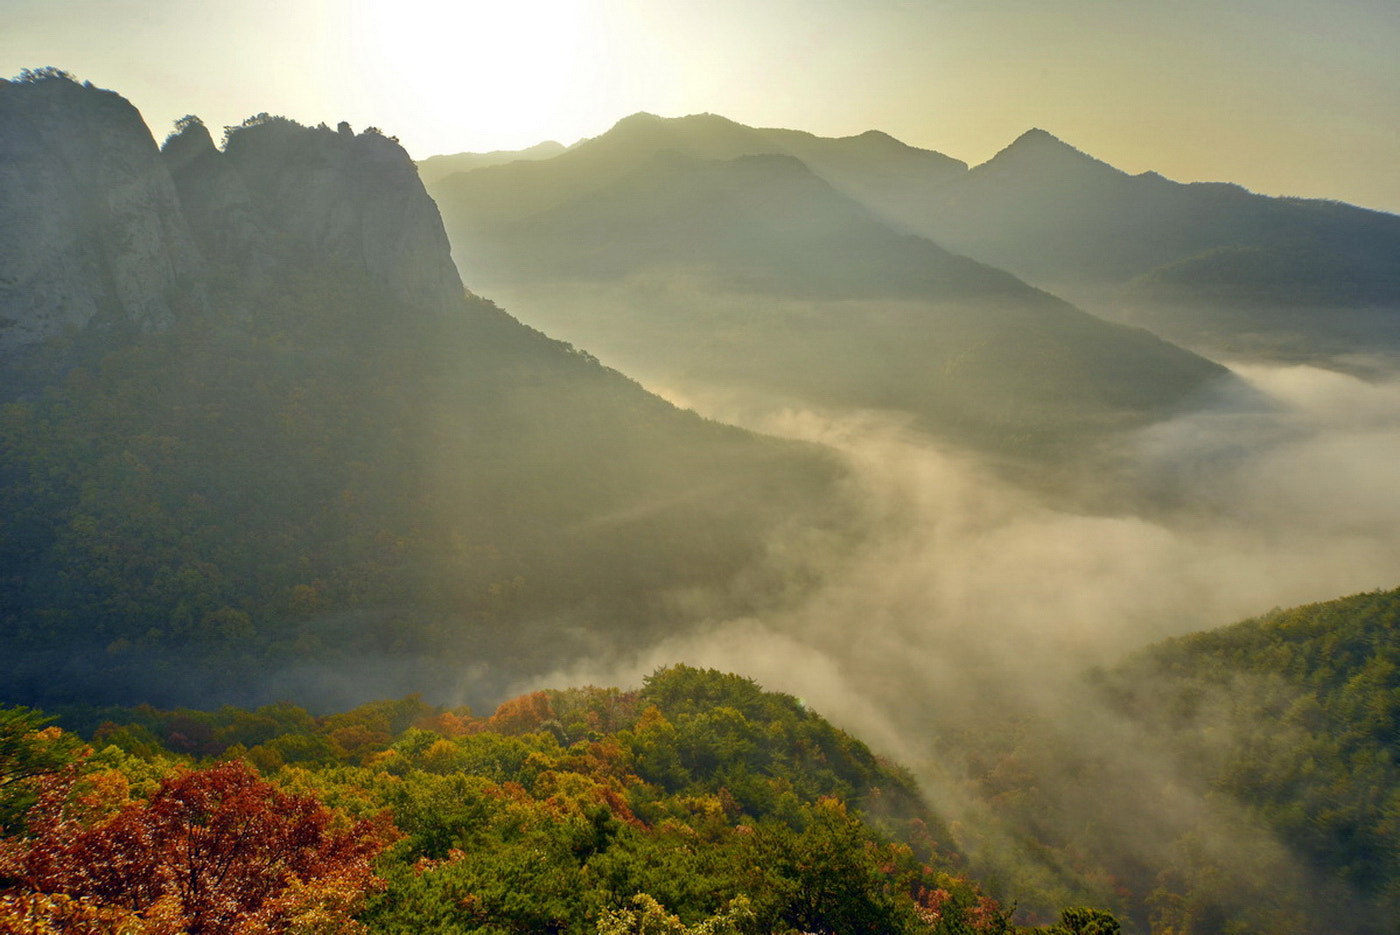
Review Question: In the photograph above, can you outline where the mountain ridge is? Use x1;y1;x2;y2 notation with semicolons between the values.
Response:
427;112;1230;458
0;75;852;711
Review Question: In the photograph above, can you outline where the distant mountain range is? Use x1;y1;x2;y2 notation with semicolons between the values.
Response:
429;113;1400;369
908;128;1400;363
428;112;1229;459
415;139;567;185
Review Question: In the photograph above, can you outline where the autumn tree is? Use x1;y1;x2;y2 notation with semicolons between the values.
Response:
0;706;81;833
2;759;395;934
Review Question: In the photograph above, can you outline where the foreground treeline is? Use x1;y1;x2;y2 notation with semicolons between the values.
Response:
0;666;1116;934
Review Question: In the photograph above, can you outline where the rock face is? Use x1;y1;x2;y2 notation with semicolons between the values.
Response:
0;75;467;356
0;75;206;350
161;118;277;286
185;116;466;313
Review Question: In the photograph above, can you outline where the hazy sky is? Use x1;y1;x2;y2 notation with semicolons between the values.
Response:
5;0;1398;212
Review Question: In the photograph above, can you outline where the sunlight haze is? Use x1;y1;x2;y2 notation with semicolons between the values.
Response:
3;0;1398;212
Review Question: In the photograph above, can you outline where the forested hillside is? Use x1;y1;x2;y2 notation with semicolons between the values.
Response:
1105;588;1400;931
0;75;850;711
931;588;1400;935
0;259;847;711
0;666;1118;934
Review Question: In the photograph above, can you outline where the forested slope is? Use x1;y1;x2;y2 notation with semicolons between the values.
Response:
0;76;850;711
935;588;1400;935
1106;588;1400;929
0;260;846;711
0;666;1119;934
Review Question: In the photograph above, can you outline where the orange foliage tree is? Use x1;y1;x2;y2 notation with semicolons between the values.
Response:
1;760;396;934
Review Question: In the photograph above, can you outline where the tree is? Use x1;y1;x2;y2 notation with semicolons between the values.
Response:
1054;907;1120;935
596;893;756;935
3;759;396;934
0;706;81;833
13;66;77;83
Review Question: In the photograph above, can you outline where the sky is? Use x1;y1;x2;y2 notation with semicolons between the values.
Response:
4;0;1399;213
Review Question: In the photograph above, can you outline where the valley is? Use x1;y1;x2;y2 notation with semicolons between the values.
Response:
3;70;1400;933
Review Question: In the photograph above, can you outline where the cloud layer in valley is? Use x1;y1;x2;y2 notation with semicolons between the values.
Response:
522;360;1400;914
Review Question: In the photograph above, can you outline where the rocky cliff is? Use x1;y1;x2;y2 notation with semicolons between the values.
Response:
171;115;466;313
0;73;206;351
1;74;467;358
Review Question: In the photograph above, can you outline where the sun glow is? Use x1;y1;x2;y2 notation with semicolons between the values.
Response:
351;0;618;152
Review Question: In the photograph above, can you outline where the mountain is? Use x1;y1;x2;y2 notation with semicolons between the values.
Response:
429;117;1400;367
0;73;207;354
415;138;567;185
428;113;1228;460
165;113;466;313
899;129;1400;364
428;111;965;242
0;74;849;711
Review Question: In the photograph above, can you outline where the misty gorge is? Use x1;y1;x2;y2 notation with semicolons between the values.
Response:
4;69;1400;935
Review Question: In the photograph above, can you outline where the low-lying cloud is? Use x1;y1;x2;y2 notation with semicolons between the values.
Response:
540;360;1400;694
525;360;1400;919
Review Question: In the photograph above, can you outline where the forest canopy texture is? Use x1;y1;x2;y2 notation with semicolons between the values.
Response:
0;666;1120;935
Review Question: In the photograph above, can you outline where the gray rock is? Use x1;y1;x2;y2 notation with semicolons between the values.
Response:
214;117;466;313
162;117;278;288
0;75;206;351
1;77;469;360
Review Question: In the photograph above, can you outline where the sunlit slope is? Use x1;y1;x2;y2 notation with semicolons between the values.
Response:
0;78;850;711
25;666;1101;934
429;123;1226;456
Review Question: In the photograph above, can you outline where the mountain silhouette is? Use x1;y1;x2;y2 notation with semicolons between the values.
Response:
897;129;1400;363
428;114;1227;458
415;139;567;186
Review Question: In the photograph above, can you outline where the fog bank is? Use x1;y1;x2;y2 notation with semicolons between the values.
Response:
524;360;1400;917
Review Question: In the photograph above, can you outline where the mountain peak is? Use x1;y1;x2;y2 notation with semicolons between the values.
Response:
1002;127;1087;158
1;75;206;350
160;115;218;172
605;111;753;139
978;127;1124;178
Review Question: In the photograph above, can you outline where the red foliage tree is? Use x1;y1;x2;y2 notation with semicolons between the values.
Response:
3;760;395;934
485;691;556;735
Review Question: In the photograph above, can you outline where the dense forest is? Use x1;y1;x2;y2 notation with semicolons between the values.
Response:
1105;588;1400;931
0;261;848;711
0;666;1120;934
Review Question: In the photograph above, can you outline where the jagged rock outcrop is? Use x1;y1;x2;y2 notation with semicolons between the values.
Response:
1;75;468;359
160;117;278;287
0;74;206;351
200;116;466;313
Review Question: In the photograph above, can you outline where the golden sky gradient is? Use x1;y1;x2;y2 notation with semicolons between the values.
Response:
5;0;1398;212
